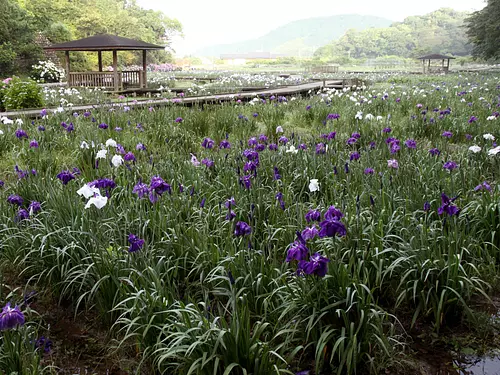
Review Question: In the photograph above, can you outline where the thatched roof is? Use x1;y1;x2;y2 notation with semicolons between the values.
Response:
417;54;455;60
44;34;164;51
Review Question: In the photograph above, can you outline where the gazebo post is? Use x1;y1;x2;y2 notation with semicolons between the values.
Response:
112;50;119;92
98;51;103;72
142;49;147;89
422;59;425;73
65;51;71;87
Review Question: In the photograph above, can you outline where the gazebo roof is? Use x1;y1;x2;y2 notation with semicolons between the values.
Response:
44;34;165;51
417;54;455;60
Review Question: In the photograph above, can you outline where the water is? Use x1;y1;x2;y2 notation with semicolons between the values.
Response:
454;353;500;375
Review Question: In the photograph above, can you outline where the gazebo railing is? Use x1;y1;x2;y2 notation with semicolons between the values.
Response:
68;71;144;90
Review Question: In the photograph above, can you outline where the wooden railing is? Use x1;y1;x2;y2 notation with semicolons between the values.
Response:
68;71;145;90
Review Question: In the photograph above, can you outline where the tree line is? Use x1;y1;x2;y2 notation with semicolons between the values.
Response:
0;0;182;76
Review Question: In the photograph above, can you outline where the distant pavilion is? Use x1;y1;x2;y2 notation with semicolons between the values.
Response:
418;54;455;74
44;34;165;91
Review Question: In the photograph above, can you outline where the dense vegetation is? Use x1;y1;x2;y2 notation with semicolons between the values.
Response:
0;0;182;75
315;8;471;61
0;73;499;374
466;0;500;61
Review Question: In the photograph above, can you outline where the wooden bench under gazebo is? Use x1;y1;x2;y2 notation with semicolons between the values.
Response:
418;54;455;74
44;34;165;91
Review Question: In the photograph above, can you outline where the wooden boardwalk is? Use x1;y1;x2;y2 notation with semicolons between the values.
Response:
0;80;345;119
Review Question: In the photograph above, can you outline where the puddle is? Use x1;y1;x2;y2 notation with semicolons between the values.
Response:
454;353;500;375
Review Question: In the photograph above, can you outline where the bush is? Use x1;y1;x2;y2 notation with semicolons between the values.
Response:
31;60;65;83
2;77;43;110
0;43;17;76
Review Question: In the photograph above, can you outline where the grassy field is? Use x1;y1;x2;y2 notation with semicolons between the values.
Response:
0;72;499;374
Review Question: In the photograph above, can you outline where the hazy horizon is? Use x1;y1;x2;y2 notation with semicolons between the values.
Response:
138;0;486;56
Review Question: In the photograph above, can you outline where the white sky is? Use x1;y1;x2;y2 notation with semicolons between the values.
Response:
138;0;486;56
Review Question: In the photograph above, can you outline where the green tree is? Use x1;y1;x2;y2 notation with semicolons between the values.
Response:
0;0;42;75
466;0;500;61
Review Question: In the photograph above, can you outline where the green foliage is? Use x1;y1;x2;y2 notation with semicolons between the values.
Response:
0;0;42;76
2;77;43;110
316;8;472;60
17;0;182;67
466;0;500;61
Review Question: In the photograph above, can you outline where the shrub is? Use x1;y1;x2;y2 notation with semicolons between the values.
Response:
2;77;43;110
31;60;65;83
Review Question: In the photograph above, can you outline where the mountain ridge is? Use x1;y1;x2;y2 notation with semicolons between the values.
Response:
195;14;393;57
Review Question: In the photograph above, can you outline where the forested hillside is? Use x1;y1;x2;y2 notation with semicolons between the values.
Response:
315;8;471;60
0;0;182;75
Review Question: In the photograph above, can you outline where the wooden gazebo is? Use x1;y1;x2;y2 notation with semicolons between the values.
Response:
44;34;165;91
418;54;455;74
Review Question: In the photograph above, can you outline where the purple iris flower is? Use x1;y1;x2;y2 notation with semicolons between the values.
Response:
301;226;319;241
423;201;431;211
34;336;52;354
89;178;116;190
269;143;278;151
202;137;215;149
258;134;268;143
316;143;326;154
99;123;108;129
364;168;375;175
465;134;473;140
383;127;392;133
240;174;252;189
443;161;458;171
248;137;258;147
200;198;206;208
225;210;236;221
0;302;25;330
351;132;361;139
29;140;39;148
28;201;41;214
326;113;340;120
306;105;311;110
273;166;281;180
244;161;257;173
255;144;266;151
298;253;330;277
324;206;344;220
305;209;321;223
234;221;251;236
318;216;347;238
474;181;492;192
15;129;28;139
298;143;307;150
124;152;136;162
327;131;336;140
468;116;478;123
132;182;149;199
279;136;289;144
286;241;309;262
219;140;231;149
225;197;236;208
150;176;171;196
136;143;146;151
56;170;75;185
405;139;417;149
442;131;453;138
438;193;460;216
16;208;30;221
40;109;47;117
128;234;145;252
346;137;357;145
202;158;214;168
350;152;360;161
243;149;259;162
175;117;183;123
38;126;45;131
429;148;440;156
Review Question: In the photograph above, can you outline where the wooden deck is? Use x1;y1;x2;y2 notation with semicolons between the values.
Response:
1;80;346;119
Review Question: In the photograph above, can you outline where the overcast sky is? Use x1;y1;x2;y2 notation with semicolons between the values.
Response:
138;0;486;56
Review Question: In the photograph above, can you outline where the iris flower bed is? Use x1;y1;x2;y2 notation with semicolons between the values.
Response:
0;73;499;374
